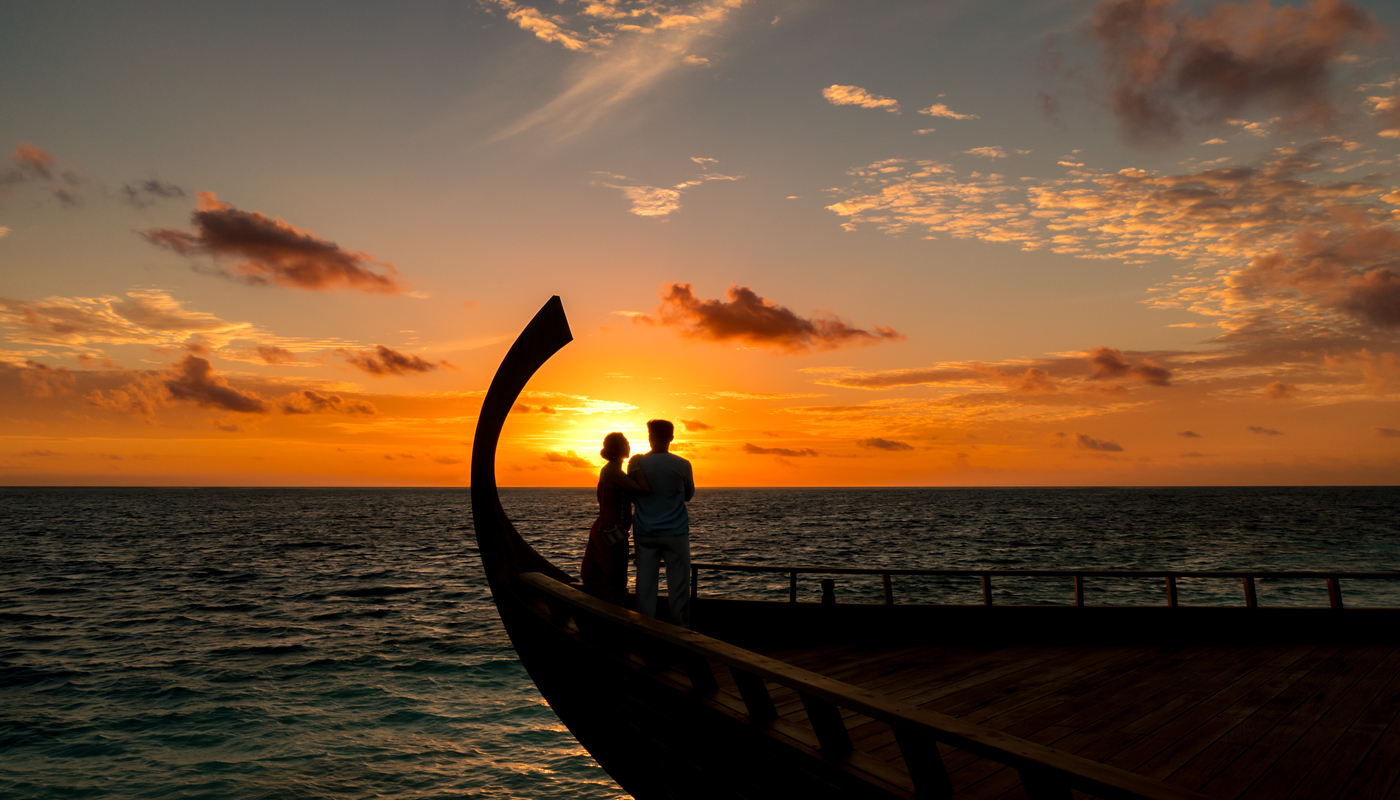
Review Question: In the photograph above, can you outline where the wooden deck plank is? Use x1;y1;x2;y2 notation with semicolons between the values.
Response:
1282;649;1400;800
1168;645;1372;793
1103;644;1321;774
737;635;1400;799
1238;646;1400;799
1135;644;1347;783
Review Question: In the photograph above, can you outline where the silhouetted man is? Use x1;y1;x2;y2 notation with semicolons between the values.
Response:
628;419;695;628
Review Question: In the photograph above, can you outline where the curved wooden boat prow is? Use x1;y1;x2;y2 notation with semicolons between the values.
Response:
470;295;574;592
471;298;1240;800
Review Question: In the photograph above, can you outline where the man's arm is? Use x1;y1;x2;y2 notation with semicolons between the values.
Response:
683;461;695;502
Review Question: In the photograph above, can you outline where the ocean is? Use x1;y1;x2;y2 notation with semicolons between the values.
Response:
4;487;1399;799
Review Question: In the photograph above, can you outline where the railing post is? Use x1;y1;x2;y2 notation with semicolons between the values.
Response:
882;572;894;605
893;726;955;800
982;573;992;606
1327;577;1344;609
799;692;853;758
1166;575;1178;607
730;667;777;722
1074;574;1084;607
1019;768;1073;799
680;652;719;694
1243;576;1258;608
789;571;798;603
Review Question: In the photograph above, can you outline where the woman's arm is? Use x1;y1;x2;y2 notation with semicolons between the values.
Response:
602;461;649;493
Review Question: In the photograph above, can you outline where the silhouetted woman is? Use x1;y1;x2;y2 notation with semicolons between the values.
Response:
581;432;649;605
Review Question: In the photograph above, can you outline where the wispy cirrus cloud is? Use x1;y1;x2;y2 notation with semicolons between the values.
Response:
817;347;1172;392
828;139;1400;343
484;0;746;140
0;289;355;357
597;158;741;217
142;192;407;294
634;283;905;353
823;85;900;113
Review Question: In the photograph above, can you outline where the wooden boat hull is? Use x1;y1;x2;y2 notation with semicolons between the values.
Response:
471;298;1398;800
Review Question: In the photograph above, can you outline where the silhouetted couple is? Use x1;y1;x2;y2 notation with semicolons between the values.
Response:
580;419;695;628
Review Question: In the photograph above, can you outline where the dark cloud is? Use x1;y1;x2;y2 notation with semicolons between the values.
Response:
1236;223;1400;330
679;418;713;431
1248;425;1284;435
544;451;593;468
278;390;376;415
1088;347;1172;385
19;449;58;457
141;192;406;294
1089;0;1381;144
1375;427;1400;437
121;179;186;208
215;422;240;432
338;345;449;377
742;443;818;456
858;437;914;451
2;143;84;206
1075;433;1124;451
433;455;464;465
255;345;296;365
164;355;268;413
8;143;53;180
1264;380;1298;399
641;283;905;353
1178;430;1203;438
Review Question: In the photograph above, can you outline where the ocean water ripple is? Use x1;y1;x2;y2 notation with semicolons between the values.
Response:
3;486;1398;798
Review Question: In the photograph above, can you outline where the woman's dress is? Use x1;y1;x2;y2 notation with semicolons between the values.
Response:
581;479;630;605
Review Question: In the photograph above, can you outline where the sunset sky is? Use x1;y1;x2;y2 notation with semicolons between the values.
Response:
3;0;1400;486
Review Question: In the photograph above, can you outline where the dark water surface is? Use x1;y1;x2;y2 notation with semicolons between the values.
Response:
3;487;1398;799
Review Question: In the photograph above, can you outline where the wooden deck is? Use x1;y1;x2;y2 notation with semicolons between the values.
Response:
738;640;1400;799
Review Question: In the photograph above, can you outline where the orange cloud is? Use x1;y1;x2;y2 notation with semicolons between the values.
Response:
1264;380;1297;398
338;345;450;377
142;193;406;294
544;450;592;468
20;360;76;398
679;418;712;431
642;283;905;353
823;85;900;113
1248;425;1284;435
1089;0;1382;144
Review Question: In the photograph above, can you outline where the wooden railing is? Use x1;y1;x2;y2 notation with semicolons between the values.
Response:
689;563;1400;608
519;571;1207;800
